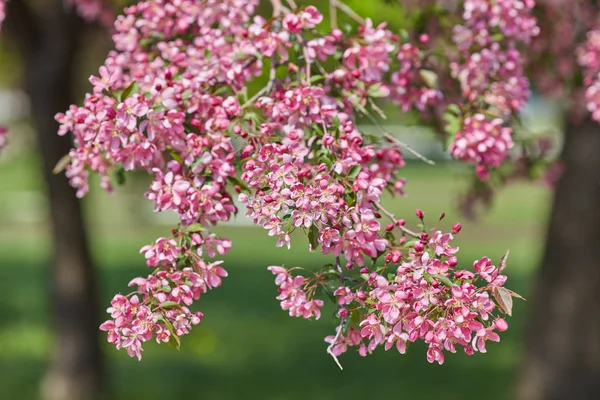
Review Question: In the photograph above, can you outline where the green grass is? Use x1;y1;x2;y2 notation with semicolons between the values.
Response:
0;153;551;399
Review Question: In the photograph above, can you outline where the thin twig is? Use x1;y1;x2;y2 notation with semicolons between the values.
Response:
373;202;421;238
360;109;435;165
331;0;366;25
285;0;298;9
326;323;345;370
329;0;338;30
383;132;435;165
326;256;345;370
242;56;277;109
271;0;282;17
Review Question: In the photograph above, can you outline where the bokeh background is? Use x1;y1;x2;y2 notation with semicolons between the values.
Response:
0;0;587;399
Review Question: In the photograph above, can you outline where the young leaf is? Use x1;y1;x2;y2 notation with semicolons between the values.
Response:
120;81;138;102
419;69;439;89
492;286;514;316
308;224;320;251
227;176;249;191
499;249;509;272
348;165;361;178
430;273;453;288
52;153;71;175
181;223;206;233
155;301;181;311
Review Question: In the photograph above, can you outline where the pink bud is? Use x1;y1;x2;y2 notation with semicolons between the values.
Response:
396;219;406;227
419;34;429;44
448;256;458;267
359;267;369;274
416;209;424;219
386;223;394;232
420;232;429;241
414;241;425;252
385;253;393;263
356;291;366;300
439;212;445;221
494;318;509;331
452;223;462;234
345;263;353;270
338;308;349;318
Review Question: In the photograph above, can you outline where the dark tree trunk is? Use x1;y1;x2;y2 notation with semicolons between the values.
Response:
516;117;600;400
4;2;105;400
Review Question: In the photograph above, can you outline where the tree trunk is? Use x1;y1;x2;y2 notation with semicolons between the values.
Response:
5;2;105;400
516;117;600;400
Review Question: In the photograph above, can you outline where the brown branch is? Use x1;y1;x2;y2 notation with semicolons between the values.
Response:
270;0;282;18
372;202;421;238
331;0;366;25
329;0;338;30
3;0;42;60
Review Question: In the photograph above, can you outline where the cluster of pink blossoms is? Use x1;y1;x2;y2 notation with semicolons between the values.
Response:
578;28;600;122
390;37;443;112
272;213;517;365
52;0;525;364
448;0;538;179
449;114;514;180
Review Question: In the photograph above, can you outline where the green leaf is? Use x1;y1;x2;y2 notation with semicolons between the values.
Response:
499;249;509;272
348;165;361;178
367;83;387;98
419;69;439;89
120;81;138;102
308;224;320;251
309;75;325;83
430;273;453;288
168;148;183;164
160;317;181;350
181;223;206;233
447;104;461;116
116;166;126;186
227;176;249;192
155;301;181;311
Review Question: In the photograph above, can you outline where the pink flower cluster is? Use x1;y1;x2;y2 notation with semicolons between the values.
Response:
578;28;600;122
100;232;231;359
447;0;538;178
390;40;442;112
449;114;514;180
318;224;515;364
267;266;324;319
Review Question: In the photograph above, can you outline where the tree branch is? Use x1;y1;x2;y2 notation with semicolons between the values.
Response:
372;202;421;238
3;0;42;60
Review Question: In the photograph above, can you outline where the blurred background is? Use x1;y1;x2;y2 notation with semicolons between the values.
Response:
0;1;598;400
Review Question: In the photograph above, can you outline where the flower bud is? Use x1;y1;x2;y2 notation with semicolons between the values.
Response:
414;241;425;252
345;263;353;270
338;308;349;318
416;209;424;219
452;223;462;234
420;232;429;241
359;267;369;274
396;219;406;227
356;291;366;300
386;223;394;232
385;253;393;263
439;212;445;221
448;256;458;267
494;318;509;331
